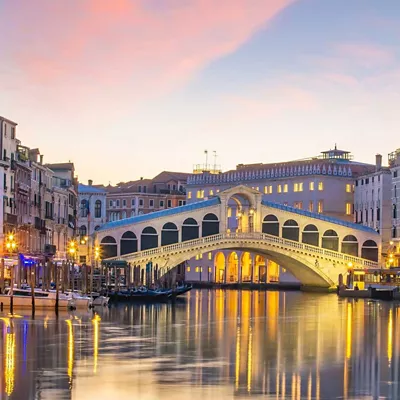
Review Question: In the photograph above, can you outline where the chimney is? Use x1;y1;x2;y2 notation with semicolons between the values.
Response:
40;154;44;164
88;179;93;186
375;154;382;171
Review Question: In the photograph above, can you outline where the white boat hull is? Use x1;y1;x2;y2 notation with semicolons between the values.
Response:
0;294;73;310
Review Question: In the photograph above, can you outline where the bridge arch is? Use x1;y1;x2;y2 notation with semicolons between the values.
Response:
214;252;225;283
182;218;199;242
120;231;138;255
227;252;239;283
141;226;158;250
161;222;179;246
262;214;279;236
341;235;358;257
361;240;378;262
100;236;117;258
322;229;339;251
302;224;319;246
282;219;299;241
202;213;220;237
241;252;252;282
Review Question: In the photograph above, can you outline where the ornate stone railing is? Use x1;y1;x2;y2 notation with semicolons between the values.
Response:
107;232;379;269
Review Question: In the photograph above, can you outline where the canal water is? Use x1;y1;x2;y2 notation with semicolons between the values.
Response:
0;290;399;399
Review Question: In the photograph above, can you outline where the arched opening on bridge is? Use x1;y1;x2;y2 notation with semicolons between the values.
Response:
100;236;117;259
161;222;179;246
141;226;158;250
322;229;339;251
120;231;138;255
182;218;199;242
262;215;279;236
268;261;280;283
361;240;378;262
227;192;254;233
282;219;299;241
254;255;266;283
341;235;358;257
302;224;319;246
202;213;219;237
241;252;252;282
214;252;225;283
227;252;239;283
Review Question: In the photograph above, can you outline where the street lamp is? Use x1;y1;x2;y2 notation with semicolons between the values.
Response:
68;239;77;292
5;233;17;313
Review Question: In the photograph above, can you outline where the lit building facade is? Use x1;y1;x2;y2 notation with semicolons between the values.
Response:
185;147;375;283
354;154;392;252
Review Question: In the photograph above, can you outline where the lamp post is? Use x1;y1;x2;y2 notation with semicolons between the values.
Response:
68;239;77;292
5;233;17;313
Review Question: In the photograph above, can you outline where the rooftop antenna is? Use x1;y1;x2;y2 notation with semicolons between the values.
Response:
204;150;208;171
213;151;217;172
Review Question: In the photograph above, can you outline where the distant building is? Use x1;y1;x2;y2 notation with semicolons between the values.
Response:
354;154;392;252
185;147;376;283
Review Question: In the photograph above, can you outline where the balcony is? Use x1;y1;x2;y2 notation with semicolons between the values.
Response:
0;157;10;169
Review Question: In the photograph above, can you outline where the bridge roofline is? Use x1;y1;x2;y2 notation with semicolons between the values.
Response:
261;200;377;234
98;196;221;232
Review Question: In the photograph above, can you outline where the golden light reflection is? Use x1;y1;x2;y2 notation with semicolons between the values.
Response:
92;314;101;373
247;325;252;393
307;372;312;400
66;319;74;387
346;302;352;359
235;325;241;390
5;328;15;396
388;308;393;365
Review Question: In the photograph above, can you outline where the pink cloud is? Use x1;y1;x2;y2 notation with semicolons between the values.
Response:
2;0;295;98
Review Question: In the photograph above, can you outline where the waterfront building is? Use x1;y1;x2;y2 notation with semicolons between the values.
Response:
185;147;376;283
354;154;392;252
105;171;189;222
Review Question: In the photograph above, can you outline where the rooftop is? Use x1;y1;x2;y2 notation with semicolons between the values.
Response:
78;184;106;194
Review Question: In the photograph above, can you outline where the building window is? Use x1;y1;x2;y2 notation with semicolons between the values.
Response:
264;186;268;194
309;201;314;212
149;199;154;208
138;185;142;192
346;184;352;193
278;184;282;193
268;185;273;194
294;183;303;192
294;201;303;209
122;199;126;207
195;255;199;260
139;199;144;207
196;190;204;199
121;211;127;219
318;182;324;191
95;200;102;218
187;267;191;272
283;184;288;193
208;267;212;273
131;198;136;207
318;200;323;213
209;189;214;196
131;210;135;217
393;204;397;219
79;225;87;237
159;200;164;207
80;200;88;217
208;252;212;260
188;191;192;199
116;199;120;207
346;203;352;215
167;199;172;208
195;267;200;273
178;200;186;206
309;182;314;191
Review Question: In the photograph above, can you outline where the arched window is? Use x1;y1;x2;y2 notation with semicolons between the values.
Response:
182;218;199;242
161;222;179;246
100;235;117;258
121;231;138;255
202;213;219;237
322;230;339;251
141;226;158;250
282;219;299;241
262;215;279;236
302;224;319;246
79;225;87;237
95;200;102;218
361;240;378;262
80;199;88;217
342;235;358;256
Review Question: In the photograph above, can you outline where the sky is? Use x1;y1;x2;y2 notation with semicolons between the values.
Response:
1;0;400;185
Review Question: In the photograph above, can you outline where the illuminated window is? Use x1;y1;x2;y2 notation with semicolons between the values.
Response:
318;200;323;213
208;252;212;260
195;267;200;272
309;182;314;191
264;186;268;194
186;267;191;272
227;207;232;217
299;183;303;192
346;184;352;193
278;185;282;193
196;190;204;199
346;202;352;215
294;201;303;209
318;182;324;191
195;255;199;260
209;189;214;196
208;267;212;273
294;183;298;192
188;191;192;199
283;184;288;193
269;185;273;194
309;201;314;212
199;253;203;259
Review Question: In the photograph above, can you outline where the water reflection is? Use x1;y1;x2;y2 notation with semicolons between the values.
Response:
1;291;400;399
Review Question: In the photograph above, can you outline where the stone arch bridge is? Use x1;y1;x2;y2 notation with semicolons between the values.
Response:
96;186;381;288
